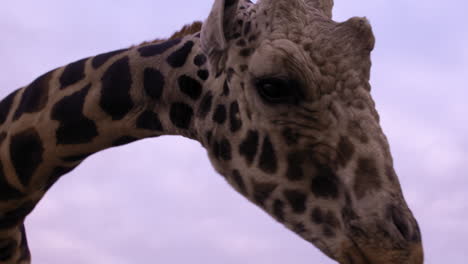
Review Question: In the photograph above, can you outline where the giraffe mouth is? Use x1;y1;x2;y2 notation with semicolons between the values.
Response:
339;236;424;264
339;237;372;264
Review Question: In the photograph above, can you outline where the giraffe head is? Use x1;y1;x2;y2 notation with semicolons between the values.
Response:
196;0;423;263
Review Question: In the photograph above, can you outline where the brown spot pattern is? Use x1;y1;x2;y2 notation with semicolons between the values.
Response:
354;158;382;199
286;152;304;181
273;199;285;222
13;71;52;120
9;128;44;187
251;180;277;206
337;136;355;167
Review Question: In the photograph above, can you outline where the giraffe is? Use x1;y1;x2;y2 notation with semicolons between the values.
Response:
0;0;424;263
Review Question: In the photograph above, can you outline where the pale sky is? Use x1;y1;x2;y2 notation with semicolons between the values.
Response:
0;0;467;263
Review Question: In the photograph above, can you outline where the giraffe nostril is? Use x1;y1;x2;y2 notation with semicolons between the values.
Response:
389;205;413;241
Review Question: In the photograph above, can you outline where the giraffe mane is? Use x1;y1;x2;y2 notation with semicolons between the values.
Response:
136;21;203;46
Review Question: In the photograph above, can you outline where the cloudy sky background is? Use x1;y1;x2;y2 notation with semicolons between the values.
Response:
0;0;467;263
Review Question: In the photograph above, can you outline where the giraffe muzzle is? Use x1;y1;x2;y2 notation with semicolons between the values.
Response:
338;218;424;264
339;240;424;264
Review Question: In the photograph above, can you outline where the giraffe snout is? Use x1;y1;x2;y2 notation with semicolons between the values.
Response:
339;240;423;264
388;204;422;244
338;207;424;264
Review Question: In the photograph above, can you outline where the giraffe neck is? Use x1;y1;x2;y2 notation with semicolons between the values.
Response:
0;35;207;244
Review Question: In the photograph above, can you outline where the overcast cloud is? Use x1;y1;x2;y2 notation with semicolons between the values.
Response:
0;0;467;263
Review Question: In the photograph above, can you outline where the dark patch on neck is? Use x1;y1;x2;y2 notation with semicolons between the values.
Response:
251;180;277;206
284;190;307;214
219;138;232;161
92;49;128;69
138;38;182;57
0;90;19;125
312;208;340;238
273;199;285;222
136;111;163;131
144;68;165;100
178;75;203;100
166;41;194;68
286;152;304;181
51;84;98;144
212;104;227;124
212;138;232;161
197;70;209;81
212;141;220;160
310;163;339;199
60;58;87;89
169;102;194;129
9;128;44;187
13;70;52;121
194;54;207;66
100;56;134;120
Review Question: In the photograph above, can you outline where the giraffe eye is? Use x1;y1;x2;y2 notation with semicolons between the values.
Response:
255;77;301;104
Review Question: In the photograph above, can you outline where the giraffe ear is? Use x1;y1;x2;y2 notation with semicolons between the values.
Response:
200;0;240;72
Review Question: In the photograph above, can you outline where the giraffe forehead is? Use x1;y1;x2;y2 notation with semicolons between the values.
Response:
245;10;375;79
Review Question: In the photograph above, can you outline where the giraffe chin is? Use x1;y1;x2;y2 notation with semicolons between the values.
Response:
337;240;424;264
